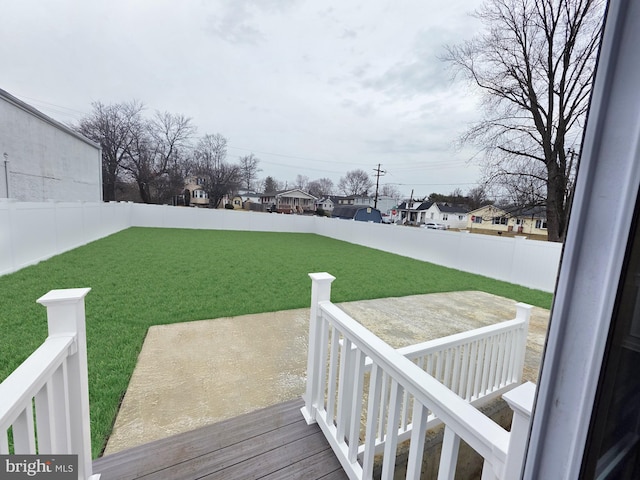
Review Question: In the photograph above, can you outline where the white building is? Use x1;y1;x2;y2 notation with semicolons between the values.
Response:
0;88;102;202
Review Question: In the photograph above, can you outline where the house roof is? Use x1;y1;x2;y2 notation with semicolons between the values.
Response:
468;204;547;219
261;188;318;200
397;201;431;210
0;87;100;150
436;203;470;214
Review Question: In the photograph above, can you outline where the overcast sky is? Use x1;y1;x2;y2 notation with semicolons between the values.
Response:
2;0;486;198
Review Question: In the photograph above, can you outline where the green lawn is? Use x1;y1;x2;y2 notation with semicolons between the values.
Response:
0;227;553;457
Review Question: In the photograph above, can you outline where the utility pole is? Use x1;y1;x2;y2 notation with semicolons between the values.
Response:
373;164;386;209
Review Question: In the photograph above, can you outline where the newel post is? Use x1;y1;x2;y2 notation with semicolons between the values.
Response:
37;288;95;480
514;303;532;383
301;272;335;424
502;381;536;479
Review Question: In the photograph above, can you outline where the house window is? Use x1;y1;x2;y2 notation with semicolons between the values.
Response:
536;219;548;229
492;216;507;225
430;213;434;219
459;215;464;221
516;218;524;226
442;214;448;221
473;216;482;224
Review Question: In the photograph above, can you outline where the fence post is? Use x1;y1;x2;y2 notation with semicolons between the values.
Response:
37;288;95;480
301;272;335;424
502;381;536;479
514;303;532;383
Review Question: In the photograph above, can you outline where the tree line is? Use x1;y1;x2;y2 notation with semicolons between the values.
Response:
75;103;402;207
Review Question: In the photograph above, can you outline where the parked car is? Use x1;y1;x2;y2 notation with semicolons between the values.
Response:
423;222;446;230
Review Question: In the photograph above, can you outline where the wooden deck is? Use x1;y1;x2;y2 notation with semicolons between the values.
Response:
93;399;348;480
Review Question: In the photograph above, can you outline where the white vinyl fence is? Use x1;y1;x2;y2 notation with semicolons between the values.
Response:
1;200;561;291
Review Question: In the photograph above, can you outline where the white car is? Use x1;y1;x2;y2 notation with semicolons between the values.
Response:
423;222;446;230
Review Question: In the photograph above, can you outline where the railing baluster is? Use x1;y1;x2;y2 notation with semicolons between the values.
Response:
487;334;500;393
34;382;53;453
381;379;402;480
495;332;507;388
51;361;71;453
443;348;453;389
13;405;36;454
437;425;461;480
348;348;366;463
465;341;477;401
401;388;410;432
337;337;354;442
0;428;8;454
377;371;389;442
507;332;517;382
435;351;443;383
451;345;461;396
473;339;486;400
406;402;428;480
327;326;340;425
480;337;493;396
317;315;330;415
363;364;383;478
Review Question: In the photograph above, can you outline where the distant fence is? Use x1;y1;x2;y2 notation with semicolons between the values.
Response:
0;200;561;291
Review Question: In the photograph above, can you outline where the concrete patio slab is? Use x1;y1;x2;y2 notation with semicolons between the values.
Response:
103;291;549;456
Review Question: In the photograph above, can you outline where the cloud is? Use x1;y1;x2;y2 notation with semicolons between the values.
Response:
340;99;376;117
340;28;358;39
205;0;298;45
206;4;264;45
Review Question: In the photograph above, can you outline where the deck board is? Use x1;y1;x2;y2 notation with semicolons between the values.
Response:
93;399;347;480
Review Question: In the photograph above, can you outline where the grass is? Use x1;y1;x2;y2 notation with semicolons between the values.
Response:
0;227;553;458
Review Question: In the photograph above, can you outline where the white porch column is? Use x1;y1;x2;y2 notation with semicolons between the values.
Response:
37;288;95;480
301;272;335;424
502;381;536;479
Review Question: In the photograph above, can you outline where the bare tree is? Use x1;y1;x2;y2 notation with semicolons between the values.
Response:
338;169;373;196
76;100;144;201
380;184;402;201
122;111;196;203
466;185;490;210
193;134;240;208
444;0;604;241
293;174;310;191
308;178;334;198
262;176;281;193
238;153;261;190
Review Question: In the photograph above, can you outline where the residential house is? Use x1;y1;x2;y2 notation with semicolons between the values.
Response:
316;196;336;213
178;177;209;207
424;203;469;229
237;189;262;209
509;206;548;236
467;204;548;237
467;205;510;232
0;88;102;202
260;188;317;213
396;200;432;224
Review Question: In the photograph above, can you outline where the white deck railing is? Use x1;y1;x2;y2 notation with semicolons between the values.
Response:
302;273;535;480
0;289;99;480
